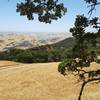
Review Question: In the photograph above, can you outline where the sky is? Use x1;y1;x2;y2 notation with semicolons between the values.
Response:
0;0;100;33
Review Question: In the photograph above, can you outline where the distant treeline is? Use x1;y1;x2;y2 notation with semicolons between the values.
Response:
0;37;99;63
0;47;71;63
0;37;73;63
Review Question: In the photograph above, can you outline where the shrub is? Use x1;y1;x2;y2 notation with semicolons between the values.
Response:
96;59;100;63
58;59;72;74
16;51;33;63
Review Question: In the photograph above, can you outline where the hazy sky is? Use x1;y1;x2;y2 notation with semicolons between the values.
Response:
0;0;99;32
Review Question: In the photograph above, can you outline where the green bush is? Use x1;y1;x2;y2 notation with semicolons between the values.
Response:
33;51;48;63
58;62;66;74
16;51;33;63
96;59;100;63
0;48;72;63
58;59;72;74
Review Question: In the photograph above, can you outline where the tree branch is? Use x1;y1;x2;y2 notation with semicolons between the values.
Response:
78;77;100;100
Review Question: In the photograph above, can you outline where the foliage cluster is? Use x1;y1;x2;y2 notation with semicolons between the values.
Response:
16;0;67;23
58;15;100;75
0;47;70;63
58;15;100;100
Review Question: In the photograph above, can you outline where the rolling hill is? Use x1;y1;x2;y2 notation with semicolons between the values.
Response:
0;33;68;51
0;61;100;100
51;37;74;49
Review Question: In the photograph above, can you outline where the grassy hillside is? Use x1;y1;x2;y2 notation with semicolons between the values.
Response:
0;61;100;100
52;37;100;49
51;37;74;49
28;37;74;50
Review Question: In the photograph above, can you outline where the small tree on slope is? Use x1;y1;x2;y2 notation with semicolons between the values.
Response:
58;15;100;100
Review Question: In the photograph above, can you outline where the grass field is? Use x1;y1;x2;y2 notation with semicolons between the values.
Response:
0;61;100;100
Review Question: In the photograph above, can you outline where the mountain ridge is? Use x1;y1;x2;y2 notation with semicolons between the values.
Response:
0;33;70;51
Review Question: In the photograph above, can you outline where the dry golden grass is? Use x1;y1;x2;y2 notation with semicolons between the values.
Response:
97;55;100;59
0;61;99;100
0;61;17;66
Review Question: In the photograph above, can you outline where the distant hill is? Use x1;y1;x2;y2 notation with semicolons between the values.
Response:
51;37;74;49
30;37;100;51
29;37;74;51
0;37;99;63
0;33;99;52
0;33;68;51
52;37;100;49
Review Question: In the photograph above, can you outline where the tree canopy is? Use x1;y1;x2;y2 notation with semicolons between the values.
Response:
16;0;67;23
16;0;100;23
